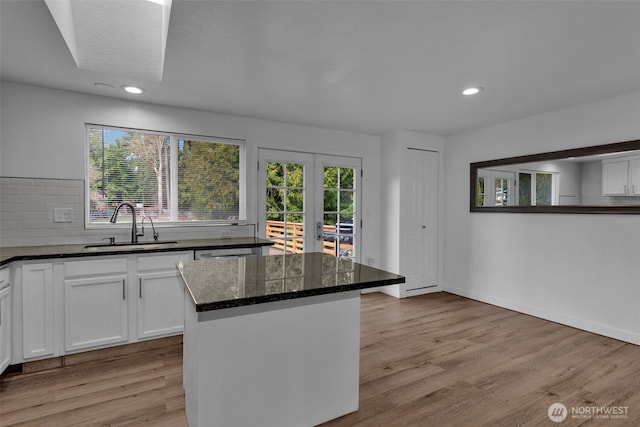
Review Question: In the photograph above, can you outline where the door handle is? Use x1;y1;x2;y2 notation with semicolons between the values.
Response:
316;221;324;241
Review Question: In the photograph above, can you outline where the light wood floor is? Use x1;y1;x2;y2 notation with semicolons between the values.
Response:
2;292;640;426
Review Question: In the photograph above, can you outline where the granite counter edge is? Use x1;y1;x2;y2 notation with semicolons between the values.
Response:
0;238;274;267
185;276;406;312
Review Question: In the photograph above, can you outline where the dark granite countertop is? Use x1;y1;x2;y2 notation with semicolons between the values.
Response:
178;252;405;312
0;237;273;266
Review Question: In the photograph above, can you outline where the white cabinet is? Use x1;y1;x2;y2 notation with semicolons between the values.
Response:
136;252;191;339
0;267;11;373
602;155;640;196
8;245;254;362
22;263;55;359
64;258;128;352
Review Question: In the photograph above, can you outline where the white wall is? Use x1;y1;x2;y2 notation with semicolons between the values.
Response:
0;82;382;265
444;90;640;344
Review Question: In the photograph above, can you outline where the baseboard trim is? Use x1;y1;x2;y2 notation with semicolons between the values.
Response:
444;285;640;346
6;335;183;376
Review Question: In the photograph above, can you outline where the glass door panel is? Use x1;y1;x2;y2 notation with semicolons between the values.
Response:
259;150;313;255
265;161;305;254
315;156;361;261
259;150;361;262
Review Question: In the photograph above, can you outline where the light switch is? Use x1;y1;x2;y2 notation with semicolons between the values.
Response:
54;207;73;223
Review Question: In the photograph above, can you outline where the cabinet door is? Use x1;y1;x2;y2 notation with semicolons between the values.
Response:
0;286;11;373
22;263;55;359
64;275;128;352
137;271;184;339
630;157;640;195
602;160;629;195
136;252;191;339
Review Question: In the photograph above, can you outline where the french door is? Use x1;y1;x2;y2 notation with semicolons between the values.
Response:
257;149;361;261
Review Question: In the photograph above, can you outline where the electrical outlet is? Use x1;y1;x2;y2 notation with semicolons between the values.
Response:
366;257;375;266
53;207;73;223
220;230;232;239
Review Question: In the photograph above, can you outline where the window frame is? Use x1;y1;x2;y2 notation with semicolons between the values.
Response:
517;169;559;207
85;124;246;229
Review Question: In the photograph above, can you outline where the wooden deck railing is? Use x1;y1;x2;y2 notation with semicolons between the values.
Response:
265;220;353;255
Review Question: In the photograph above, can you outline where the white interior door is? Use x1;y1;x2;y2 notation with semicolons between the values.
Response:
404;149;438;294
258;149;361;261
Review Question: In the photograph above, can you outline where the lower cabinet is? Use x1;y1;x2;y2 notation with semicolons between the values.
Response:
64;275;129;352
11;249;195;363
22;263;55;359
0;268;11;373
136;252;191;339
64;258;129;352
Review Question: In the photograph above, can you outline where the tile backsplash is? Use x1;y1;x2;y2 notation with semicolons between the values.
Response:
0;177;254;248
1;177;85;247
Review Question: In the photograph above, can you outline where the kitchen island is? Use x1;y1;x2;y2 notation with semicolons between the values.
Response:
177;252;405;427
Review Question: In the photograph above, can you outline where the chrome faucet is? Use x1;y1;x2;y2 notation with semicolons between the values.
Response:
109;202;140;244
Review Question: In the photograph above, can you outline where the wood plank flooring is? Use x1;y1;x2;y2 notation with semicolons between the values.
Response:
0;336;186;426
2;292;640;426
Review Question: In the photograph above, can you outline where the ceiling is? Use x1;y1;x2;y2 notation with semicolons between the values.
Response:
2;0;639;136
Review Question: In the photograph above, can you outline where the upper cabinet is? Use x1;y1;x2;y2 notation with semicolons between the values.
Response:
602;154;640;196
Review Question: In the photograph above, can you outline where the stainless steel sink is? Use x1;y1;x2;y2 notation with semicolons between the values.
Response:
84;241;179;252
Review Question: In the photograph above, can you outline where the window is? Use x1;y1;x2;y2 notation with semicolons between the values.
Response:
518;171;556;206
87;125;245;225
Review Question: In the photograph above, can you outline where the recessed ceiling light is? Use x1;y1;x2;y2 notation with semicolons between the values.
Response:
462;87;483;96
122;85;145;94
94;82;114;90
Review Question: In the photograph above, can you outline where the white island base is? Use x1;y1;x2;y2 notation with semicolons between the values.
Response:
183;290;361;427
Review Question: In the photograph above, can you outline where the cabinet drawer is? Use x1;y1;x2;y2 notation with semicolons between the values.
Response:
137;252;192;272
64;258;128;278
